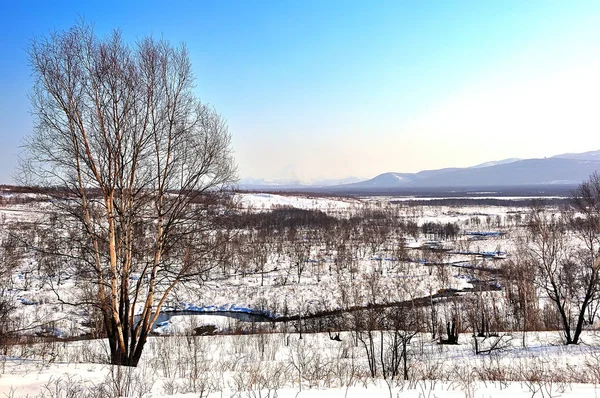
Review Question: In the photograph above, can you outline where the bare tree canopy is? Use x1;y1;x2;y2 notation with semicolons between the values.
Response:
21;22;236;366
524;173;600;345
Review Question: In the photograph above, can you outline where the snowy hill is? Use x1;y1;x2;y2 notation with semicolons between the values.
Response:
552;149;600;161
342;151;600;189
469;158;521;168
238;150;600;191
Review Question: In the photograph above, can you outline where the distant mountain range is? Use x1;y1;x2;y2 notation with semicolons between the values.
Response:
239;150;600;191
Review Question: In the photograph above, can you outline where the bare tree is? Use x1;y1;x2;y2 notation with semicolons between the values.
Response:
503;246;541;347
0;231;18;345
525;181;600;344
525;207;575;343
22;22;236;366
569;172;600;327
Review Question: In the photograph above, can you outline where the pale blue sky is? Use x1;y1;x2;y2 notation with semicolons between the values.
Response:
1;1;600;183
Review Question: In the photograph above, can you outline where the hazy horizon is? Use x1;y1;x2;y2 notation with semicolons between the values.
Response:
1;1;600;184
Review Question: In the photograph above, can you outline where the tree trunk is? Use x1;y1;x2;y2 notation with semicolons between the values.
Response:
108;331;147;367
402;339;408;380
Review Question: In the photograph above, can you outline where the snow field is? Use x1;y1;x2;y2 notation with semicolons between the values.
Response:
3;192;600;397
1;331;600;397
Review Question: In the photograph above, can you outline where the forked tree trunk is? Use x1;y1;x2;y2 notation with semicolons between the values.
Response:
105;317;149;367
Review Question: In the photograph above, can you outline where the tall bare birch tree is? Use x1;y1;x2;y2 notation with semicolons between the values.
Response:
22;23;236;366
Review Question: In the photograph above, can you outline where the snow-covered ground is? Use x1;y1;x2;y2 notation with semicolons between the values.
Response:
2;193;509;338
1;331;600;397
236;192;361;215
2;192;598;397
